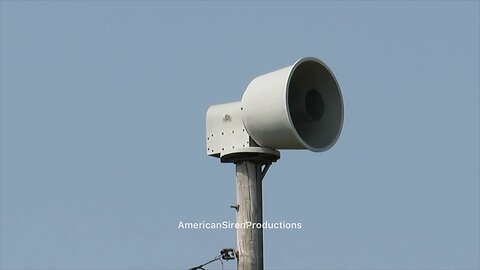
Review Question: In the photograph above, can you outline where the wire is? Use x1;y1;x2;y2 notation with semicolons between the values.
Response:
219;257;224;270
188;255;224;270
188;246;235;269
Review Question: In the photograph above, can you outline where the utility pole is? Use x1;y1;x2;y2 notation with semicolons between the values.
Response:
235;161;270;270
224;150;278;270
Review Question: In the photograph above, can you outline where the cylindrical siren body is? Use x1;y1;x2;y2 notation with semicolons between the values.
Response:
241;57;343;152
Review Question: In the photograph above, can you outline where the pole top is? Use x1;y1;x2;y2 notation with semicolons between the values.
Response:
220;147;280;164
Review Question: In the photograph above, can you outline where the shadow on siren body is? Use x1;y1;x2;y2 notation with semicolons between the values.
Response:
206;57;343;163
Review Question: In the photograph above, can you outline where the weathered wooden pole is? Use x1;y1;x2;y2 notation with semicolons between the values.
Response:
235;161;263;270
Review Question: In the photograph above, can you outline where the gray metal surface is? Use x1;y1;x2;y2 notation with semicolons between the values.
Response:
206;102;250;157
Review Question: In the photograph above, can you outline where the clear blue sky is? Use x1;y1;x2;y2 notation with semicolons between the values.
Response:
1;1;479;269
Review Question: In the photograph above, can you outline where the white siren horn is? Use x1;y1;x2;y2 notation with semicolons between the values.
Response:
241;57;344;152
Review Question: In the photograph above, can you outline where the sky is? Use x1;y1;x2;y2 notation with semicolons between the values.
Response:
0;1;479;270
